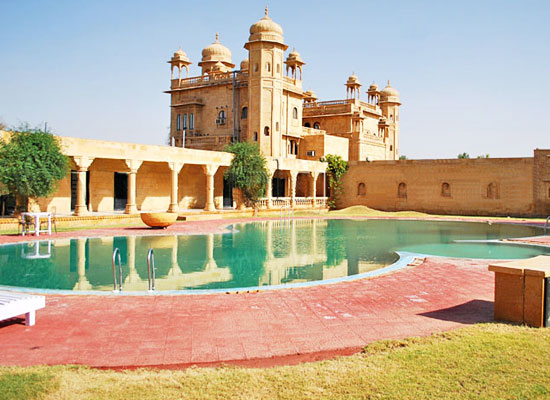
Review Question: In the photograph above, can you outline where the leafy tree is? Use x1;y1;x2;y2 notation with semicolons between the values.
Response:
457;152;470;159
0;126;69;212
477;154;490;158
321;154;348;210
399;155;408;160
224;142;269;210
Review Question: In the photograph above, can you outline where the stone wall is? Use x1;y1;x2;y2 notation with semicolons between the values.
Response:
533;149;550;216
341;157;537;216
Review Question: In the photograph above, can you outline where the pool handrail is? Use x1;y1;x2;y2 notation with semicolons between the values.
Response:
545;216;550;235
147;248;156;292
112;248;122;292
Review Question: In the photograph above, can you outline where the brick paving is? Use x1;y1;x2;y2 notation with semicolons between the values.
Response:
0;257;495;369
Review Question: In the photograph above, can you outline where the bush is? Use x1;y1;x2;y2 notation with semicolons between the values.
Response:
0;126;69;212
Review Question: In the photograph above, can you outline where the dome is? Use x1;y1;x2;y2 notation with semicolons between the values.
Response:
171;47;190;63
306;89;317;98
368;82;379;91
380;80;400;103
286;48;304;64
248;6;284;43
201;33;232;63
346;74;361;86
240;58;249;70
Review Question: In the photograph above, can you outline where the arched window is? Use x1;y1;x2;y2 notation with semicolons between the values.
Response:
357;183;366;196
266;62;271;72
398;182;407;199
487;182;498;199
217;110;226;125
313;122;320;129
441;182;451;197
293;107;298;119
253;131;258;141
264;126;270;136
304;122;311;128
241;107;248;119
253;63;259;72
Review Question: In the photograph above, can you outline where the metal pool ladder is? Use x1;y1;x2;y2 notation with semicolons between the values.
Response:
544;216;550;235
112;248;123;292
147;248;156;292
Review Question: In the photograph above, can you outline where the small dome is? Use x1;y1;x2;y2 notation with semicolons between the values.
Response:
346;74;361;86
211;61;225;72
201;33;232;62
306;89;316;98
380;80;400;102
249;6;284;43
286;48;304;64
240;58;249;70
368;82;379;91
171;48;190;63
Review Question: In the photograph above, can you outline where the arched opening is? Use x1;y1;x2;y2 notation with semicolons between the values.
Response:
264;126;270;136
487;182;498;199
441;182;451;197
217;110;226;125
293;107;298;119
357;182;366;196
253;131;258;141
304;122;311;128
241;107;248;119
313;122;320;129
398;182;407;199
266;62;271;72
253;63;259;72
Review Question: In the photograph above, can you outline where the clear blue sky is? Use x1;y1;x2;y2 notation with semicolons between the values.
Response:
1;0;549;159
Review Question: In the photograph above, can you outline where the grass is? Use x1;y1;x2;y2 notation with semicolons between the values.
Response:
1;323;549;399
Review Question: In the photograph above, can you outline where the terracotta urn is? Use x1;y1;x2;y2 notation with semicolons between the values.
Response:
140;212;178;229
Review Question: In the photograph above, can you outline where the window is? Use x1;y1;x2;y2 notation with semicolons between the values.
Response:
275;122;279;131
398;182;407;199
253;63;259;72
253;131;258;141
183;113;188;129
441;182;451;197
313;122;320;129
189;113;194;130
357;183;366;196
217;110;226;125
266;62;271;72
276;64;280;74
176;114;181;131
264;126;270;136
292;107;298;119
547;185;550;199
304;122;311;128
390;145;393;151
487;182;498;199
241;107;248;119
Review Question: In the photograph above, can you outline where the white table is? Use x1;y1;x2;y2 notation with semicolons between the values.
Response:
21;212;51;237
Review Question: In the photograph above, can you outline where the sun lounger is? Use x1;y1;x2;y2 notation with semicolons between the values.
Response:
0;291;45;326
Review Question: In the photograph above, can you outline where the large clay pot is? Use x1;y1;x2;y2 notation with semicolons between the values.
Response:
140;212;178;229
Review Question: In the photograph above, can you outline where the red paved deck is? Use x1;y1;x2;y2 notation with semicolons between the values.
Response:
0;257;495;369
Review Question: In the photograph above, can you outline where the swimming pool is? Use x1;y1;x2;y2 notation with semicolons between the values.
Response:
0;219;546;293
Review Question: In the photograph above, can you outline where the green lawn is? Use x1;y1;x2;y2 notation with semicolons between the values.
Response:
1;323;549;399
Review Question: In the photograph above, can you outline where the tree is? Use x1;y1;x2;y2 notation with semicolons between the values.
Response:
399;155;408;160
224;142;269;210
458;152;470;159
0;126;69;212
321;154;348;210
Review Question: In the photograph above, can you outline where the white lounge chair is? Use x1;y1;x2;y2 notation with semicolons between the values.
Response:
0;291;45;326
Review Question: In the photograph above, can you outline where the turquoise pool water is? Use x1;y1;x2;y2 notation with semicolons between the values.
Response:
0;219;546;292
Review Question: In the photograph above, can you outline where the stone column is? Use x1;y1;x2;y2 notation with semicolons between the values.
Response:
168;162;184;213
266;169;275;209
310;171;319;207
202;165;219;212
124;160;143;214
73;238;92;291
289;171;298;208
73;156;94;216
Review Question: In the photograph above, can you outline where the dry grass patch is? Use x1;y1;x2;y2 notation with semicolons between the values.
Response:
1;324;549;399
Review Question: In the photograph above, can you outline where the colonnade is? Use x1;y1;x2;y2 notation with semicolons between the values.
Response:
71;156;324;215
